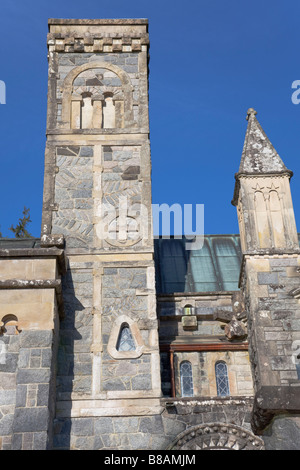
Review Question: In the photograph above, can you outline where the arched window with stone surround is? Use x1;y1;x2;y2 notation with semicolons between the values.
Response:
180;360;194;397
62;62;134;130
116;323;136;352
215;361;230;397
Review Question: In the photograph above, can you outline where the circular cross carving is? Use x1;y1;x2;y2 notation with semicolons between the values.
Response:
105;215;142;248
168;423;265;451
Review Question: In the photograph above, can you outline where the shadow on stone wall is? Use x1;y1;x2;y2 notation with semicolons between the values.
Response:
53;267;85;449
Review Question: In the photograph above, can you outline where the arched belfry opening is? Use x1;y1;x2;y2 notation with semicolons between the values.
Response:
60;62;134;130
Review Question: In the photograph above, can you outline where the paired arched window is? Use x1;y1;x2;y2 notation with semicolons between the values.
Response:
67;64;130;130
180;361;194;397
215;361;230;397
178;359;230;398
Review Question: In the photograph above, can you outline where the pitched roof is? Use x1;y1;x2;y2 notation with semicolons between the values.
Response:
154;234;300;294
238;108;291;175
154;235;242;294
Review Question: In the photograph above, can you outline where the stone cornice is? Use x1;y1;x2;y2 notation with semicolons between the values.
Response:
231;171;293;206
47;32;149;53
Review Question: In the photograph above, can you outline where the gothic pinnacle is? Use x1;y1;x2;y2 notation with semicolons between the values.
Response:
246;108;257;121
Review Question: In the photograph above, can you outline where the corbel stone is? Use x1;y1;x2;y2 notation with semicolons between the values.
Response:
224;316;248;341
181;315;197;331
252;386;300;434
40;233;65;249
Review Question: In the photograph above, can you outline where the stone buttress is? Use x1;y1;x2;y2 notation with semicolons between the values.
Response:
0;241;66;450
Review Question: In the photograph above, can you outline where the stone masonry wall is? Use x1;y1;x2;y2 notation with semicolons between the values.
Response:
52;397;255;450
56;52;140;127
52;145;94;249
101;266;151;392
244;254;300;390
0;329;19;450
57;264;94;398
0;329;58;450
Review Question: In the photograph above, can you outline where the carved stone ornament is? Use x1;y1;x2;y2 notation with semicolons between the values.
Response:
224;316;248;341
168;423;264;450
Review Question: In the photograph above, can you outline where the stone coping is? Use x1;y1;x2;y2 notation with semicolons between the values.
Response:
48;18;148;26
0;247;67;274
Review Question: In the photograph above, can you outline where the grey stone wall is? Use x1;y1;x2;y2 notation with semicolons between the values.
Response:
56;52;140;127
0;329;18;450
52;397;255;450
57;265;94;398
52;146;94;249
262;415;300;450
0;329;58;450
102;266;151;391
245;256;300;390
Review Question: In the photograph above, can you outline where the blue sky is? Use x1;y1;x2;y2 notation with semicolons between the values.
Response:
1;0;300;237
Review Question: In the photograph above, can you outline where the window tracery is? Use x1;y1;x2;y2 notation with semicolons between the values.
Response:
116;323;136;352
180;361;194;397
215;361;230;397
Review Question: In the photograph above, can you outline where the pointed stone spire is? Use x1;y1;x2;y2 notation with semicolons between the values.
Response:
238;108;292;175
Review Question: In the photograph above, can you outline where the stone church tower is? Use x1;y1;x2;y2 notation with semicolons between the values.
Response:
0;19;299;451
42;18;162;447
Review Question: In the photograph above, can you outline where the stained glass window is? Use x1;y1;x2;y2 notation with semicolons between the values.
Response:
180;361;194;397
215;361;230;397
116;324;135;352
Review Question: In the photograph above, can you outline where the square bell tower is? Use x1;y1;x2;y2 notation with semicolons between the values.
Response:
41;19;161;432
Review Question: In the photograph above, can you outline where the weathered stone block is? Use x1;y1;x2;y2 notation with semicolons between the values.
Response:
19;331;53;349
113;417;139;433
0;413;14;436
13;407;48;433
263;416;300;450
131;374;151;390
71;418;94;436
33;431;48;450
139;415;164;434
181;315;197;331
258;272;279;285
37;384;50;407
16;369;51;385
94;417;113;435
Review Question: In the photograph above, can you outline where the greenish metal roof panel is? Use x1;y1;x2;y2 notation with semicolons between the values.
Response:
154;234;300;294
